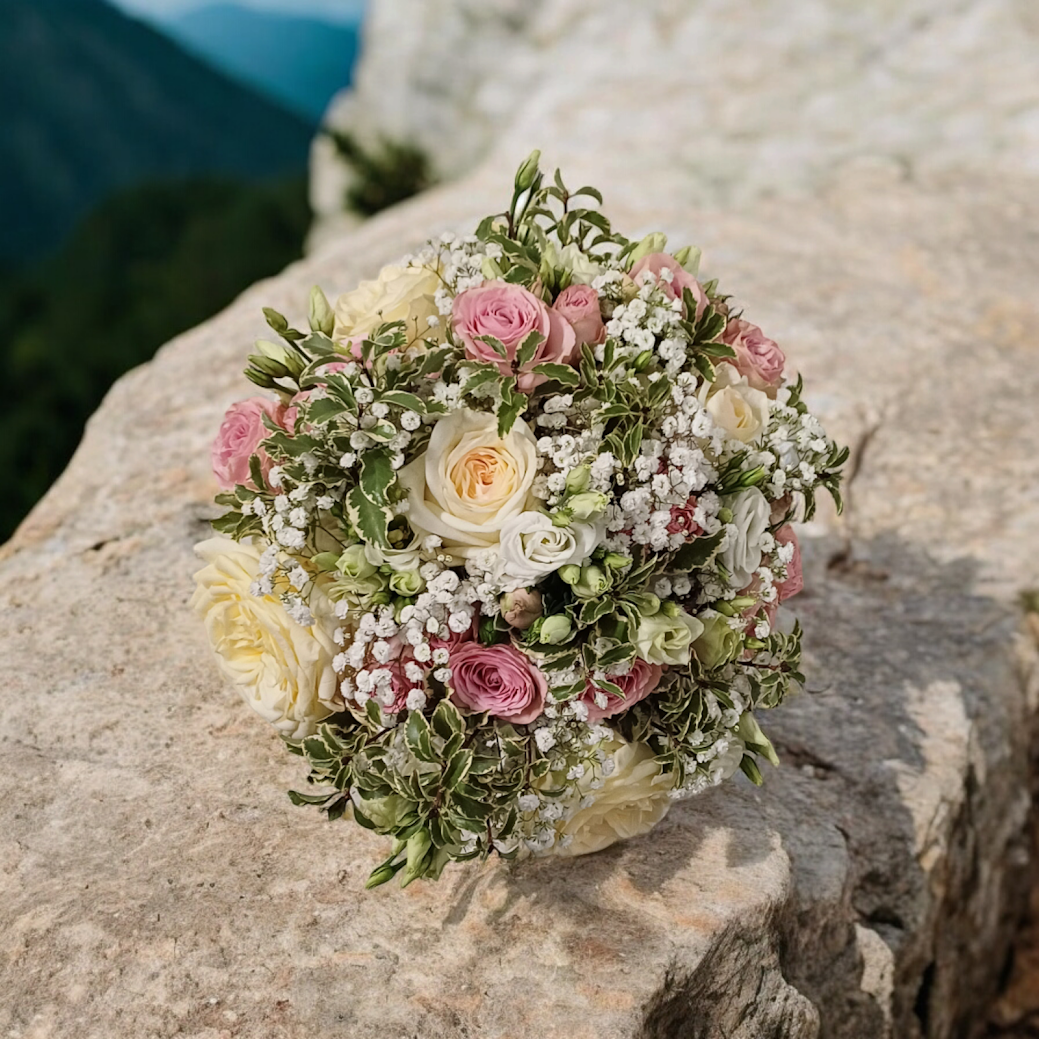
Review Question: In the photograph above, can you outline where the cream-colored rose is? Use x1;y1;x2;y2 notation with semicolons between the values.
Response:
191;537;340;738
634;607;705;666
333;263;441;344
553;741;674;857
398;408;538;560
498;511;602;586
700;362;770;443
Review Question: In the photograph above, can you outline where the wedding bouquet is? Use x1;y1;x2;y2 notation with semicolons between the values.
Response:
193;153;846;888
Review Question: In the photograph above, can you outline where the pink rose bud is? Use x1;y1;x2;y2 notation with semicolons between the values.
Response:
210;397;291;492
451;281;577;391
722;318;786;393
552;284;605;347
579;658;663;723
628;252;708;320
501;588;543;630
449;643;547;724
775;525;803;602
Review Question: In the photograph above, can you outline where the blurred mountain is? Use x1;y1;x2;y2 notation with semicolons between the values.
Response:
0;0;313;266
162;3;362;121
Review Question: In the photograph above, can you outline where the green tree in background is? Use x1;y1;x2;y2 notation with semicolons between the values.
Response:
0;175;311;540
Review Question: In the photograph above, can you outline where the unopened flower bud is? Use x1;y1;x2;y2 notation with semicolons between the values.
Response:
389;569;425;597
337;544;377;580
567;491;607;521
565;465;592;494
660;600;681;619
633;350;654;372
515;149;542;192
481;256;505;281
501;588;543;630
539;615;573;645
558;564;582;586
671;245;701;275
572;565;609;600
603;553;632;571
736;712;780;767
691;611;740;669
308;285;335;337
628;232;668;265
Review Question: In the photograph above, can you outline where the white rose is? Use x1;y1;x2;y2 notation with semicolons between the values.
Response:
700;362;770;443
191;537;339;738
398;408;538;560
559;243;604;285
498;511;602;586
552;741;674;857
719;488;770;589
635;608;705;666
333;263;441;344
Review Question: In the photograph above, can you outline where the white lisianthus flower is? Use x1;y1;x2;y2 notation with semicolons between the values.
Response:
707;737;746;784
333;262;442;344
699;362;770;443
364;534;424;573
719;487;771;589
398;408;538;560
559;243;604;285
551;741;674;857
635;608;705;666
191;538;340;738
498;511;602;585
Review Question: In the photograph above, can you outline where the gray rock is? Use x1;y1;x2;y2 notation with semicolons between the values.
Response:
311;0;1039;249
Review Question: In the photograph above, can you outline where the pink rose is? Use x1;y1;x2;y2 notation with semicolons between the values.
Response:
580;658;663;724
666;497;703;539
722;319;786;393
452;282;577;391
449;643;547;724
775;525;803;602
628;253;707;320
211;397;291;491
552;284;605;347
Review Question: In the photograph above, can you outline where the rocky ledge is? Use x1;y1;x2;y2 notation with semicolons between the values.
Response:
2;155;1037;1038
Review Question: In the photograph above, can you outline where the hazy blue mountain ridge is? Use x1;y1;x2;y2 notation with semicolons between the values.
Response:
0;0;313;264
163;3;362;120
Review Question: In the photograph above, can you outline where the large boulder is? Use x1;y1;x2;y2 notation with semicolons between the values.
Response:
311;0;1039;249
2;152;1038;1037
5;0;1039;1032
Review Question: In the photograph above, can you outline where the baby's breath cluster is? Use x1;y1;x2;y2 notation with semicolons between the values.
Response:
192;153;846;888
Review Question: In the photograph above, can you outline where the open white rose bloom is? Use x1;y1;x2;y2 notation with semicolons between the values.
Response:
193;155;846;888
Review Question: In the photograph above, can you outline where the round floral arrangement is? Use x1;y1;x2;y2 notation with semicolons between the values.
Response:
193;153;846;888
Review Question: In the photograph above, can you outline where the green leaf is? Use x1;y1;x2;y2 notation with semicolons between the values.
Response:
579;342;597;386
573;185;603;205
359;448;396;506
248;453;266;491
463;367;502;395
669;529;726;572
306;397;350;425
579;597;616;626
378;390;427;414
515;330;545;369
443;747;474;789
431;698;465;740
287;789;336;806
405;710;436;763
475;334;509;360
211;511;242;535
346;484;390;549
531;363;579;388
497;377;525;437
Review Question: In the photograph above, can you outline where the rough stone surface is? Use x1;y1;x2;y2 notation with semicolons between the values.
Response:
6;4;1039;1036
311;0;1039;249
